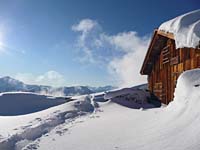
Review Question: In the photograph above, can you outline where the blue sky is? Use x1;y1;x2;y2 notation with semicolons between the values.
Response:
0;0;199;87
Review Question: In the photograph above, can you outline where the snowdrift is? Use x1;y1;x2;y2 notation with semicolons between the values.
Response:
159;9;200;48
166;68;200;114
104;87;156;109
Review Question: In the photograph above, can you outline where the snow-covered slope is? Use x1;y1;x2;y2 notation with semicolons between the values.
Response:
0;95;99;150
0;69;200;150
159;9;200;48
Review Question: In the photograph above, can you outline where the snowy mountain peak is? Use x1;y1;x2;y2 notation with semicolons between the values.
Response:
0;76;26;92
0;76;24;85
0;76;115;96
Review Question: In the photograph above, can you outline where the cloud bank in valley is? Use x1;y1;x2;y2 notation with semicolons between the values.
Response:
15;70;66;87
72;19;150;87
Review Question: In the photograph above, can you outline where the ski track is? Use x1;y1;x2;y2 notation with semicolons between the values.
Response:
0;95;100;150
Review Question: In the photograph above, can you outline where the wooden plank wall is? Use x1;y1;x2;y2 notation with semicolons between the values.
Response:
148;38;200;104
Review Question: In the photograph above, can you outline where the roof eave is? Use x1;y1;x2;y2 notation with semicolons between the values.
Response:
140;29;174;75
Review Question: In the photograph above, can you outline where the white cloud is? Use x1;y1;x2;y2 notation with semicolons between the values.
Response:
72;19;101;63
72;19;150;87
15;70;66;87
103;31;148;52
72;19;97;33
104;32;150;87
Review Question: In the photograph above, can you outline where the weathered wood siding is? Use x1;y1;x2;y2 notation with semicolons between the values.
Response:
148;39;200;104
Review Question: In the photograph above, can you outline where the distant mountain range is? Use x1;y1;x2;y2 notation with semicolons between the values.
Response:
0;76;116;96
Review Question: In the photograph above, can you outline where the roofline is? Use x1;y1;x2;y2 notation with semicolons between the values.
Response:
140;29;174;75
157;30;174;40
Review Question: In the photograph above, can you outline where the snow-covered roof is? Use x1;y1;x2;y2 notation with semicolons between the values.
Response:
159;9;200;49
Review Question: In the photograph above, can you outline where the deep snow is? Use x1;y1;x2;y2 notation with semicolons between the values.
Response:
159;9;200;49
0;69;200;150
36;69;200;150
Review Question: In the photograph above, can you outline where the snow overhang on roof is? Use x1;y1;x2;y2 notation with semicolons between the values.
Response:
140;9;200;75
159;9;200;49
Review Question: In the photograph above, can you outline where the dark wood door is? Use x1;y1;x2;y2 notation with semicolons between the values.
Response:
162;63;171;104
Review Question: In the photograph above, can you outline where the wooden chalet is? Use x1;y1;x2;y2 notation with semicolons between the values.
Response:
140;29;200;104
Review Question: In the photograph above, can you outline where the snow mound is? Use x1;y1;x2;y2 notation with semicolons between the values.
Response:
175;68;200;98
167;68;200;110
104;87;149;100
159;9;200;48
104;87;157;109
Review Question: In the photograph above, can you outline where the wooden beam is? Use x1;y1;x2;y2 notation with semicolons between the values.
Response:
157;30;174;40
140;30;158;75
